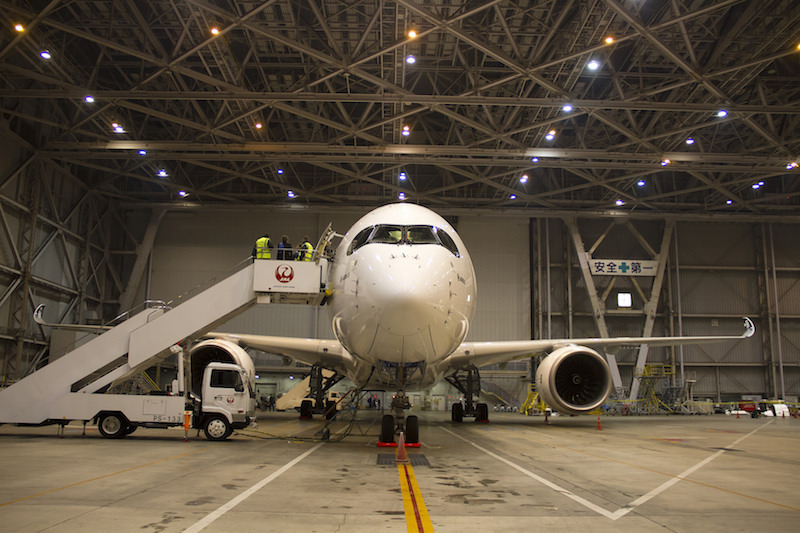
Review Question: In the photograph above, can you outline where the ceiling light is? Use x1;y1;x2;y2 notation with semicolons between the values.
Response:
14;24;24;32
40;49;51;59
752;183;760;189
158;169;168;177
587;59;600;70
758;181;765;186
519;174;528;184
788;161;798;169
616;199;624;206
84;95;94;103
210;27;220;35
717;110;728;117
510;194;517;200
637;180;646;187
408;30;417;39
178;190;188;197
399;172;407;181
726;199;733;205
113;125;124;133
277;168;283;174
604;36;614;45
287;190;295;198
531;157;539;163
661;159;671;166
405;55;416;64
402;125;411;136
686;138;695;145
398;192;406;200
545;129;556;141
562;104;573;112
255;122;263;129
138;149;147;155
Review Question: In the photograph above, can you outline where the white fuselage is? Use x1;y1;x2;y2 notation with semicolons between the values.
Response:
328;204;477;389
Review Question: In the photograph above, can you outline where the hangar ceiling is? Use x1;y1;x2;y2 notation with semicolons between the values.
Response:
1;0;799;215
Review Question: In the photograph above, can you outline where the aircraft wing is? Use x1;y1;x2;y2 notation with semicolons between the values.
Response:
442;317;755;370
202;332;356;376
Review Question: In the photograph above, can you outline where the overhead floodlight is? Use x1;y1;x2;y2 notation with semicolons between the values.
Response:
84;95;94;103
717;110;728;118
686;138;695;145
210;27;220;35
510;194;517;200
615;199;624;206
752;183;760;189
40;49;51;59
637;180;646;187
406;55;416;64
617;292;632;308
531;157;539;163
398;192;406;200
255;122;263;129
138;149;147;155
399;172;407;181
726;199;733;205
277;168;283;174
562;104;573;112
519;174;528;184
158;169;168;177
545;129;556;141
408;29;417;39
604;36;614;45
178;190;188;197
113;125;124;133
287;190;295;198
587;59;600;70
661;159;671;166
14;24;24;32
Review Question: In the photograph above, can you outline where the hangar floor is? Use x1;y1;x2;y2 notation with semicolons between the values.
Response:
0;410;797;532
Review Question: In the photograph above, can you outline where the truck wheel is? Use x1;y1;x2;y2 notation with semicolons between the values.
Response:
98;413;127;439
299;399;313;419
451;402;464;423
124;425;137;435
204;415;232;441
475;403;489;422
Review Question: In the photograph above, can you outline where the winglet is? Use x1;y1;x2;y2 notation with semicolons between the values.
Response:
33;304;47;325
741;317;755;338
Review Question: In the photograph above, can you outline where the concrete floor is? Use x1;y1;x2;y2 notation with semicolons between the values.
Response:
0;409;798;532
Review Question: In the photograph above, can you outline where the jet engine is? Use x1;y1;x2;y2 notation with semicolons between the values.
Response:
535;346;612;415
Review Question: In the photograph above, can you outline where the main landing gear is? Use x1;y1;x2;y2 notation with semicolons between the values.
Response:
446;367;489;423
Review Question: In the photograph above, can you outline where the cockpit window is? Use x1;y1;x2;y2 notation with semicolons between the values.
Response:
348;224;461;257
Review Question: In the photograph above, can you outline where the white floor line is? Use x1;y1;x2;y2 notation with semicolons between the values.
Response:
183;443;323;533
442;420;773;521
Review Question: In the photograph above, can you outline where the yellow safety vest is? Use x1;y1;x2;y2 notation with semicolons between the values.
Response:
255;236;272;259
297;241;313;261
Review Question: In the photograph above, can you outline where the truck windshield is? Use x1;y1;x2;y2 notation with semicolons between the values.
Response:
347;224;460;257
210;369;243;392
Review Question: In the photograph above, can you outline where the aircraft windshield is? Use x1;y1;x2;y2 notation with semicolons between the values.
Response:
348;224;460;257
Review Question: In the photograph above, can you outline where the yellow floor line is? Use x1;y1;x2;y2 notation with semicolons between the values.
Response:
398;463;435;533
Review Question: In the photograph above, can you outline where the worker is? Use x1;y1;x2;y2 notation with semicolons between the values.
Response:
253;233;274;259
296;235;313;261
277;234;293;260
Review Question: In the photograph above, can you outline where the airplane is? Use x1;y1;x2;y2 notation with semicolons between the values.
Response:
206;203;755;444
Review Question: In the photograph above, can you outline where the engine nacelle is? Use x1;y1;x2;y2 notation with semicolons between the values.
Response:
536;345;612;415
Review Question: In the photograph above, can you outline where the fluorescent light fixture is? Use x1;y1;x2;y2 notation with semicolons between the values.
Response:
406;55;416;64
562;104;573;112
617;292;632;308
587;59;600;70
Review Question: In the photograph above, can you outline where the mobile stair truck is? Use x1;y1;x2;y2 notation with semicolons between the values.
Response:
0;254;331;441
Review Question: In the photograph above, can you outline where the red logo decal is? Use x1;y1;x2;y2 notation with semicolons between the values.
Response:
226;397;234;404
275;264;294;283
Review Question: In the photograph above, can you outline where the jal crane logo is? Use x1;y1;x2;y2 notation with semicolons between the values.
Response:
275;264;294;283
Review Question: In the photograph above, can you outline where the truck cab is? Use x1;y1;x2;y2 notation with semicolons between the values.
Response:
196;361;256;440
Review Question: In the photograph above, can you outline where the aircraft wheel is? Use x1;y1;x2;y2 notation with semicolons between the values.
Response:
98;413;127;439
300;399;313;419
203;415;231;441
451;402;464;423
380;414;394;443
476;403;489;422
405;415;419;443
